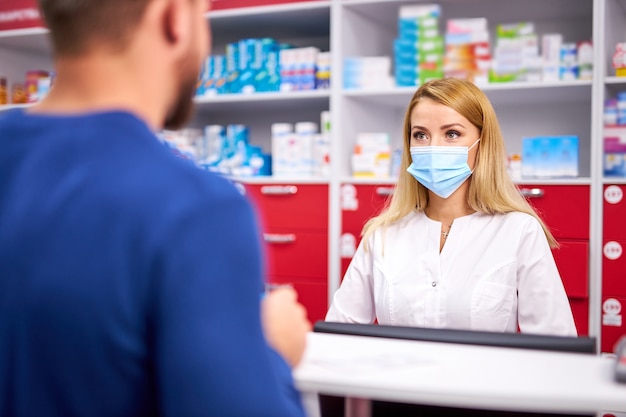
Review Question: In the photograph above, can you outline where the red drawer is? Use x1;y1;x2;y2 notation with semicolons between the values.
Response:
267;278;328;324
569;298;589;336
341;184;393;234
244;184;328;231
552;240;588;299
601;296;626;353
262;229;327;280
603;185;626;240
602;240;626;297
517;184;589;240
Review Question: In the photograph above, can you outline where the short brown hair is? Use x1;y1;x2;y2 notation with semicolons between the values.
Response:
37;0;153;56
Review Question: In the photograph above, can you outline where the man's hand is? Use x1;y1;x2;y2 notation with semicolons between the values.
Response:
261;286;311;367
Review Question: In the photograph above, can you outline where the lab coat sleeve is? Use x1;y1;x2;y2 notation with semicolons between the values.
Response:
325;233;376;323
152;190;306;417
516;217;578;336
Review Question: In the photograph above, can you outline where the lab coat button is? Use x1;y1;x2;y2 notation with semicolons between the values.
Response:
431;282;437;287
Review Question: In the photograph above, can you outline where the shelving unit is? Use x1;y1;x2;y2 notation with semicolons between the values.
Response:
2;0;625;350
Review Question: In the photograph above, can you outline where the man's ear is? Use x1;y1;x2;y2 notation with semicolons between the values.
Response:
162;0;191;49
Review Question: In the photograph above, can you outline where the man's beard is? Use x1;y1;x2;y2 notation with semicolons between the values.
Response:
163;54;199;130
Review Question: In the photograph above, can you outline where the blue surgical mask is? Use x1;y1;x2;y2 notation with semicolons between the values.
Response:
407;139;480;199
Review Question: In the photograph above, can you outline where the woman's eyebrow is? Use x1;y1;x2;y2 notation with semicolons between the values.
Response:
441;123;465;129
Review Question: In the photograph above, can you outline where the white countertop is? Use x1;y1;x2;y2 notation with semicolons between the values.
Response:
293;332;626;415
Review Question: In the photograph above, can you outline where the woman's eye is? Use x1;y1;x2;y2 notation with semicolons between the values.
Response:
446;131;460;139
413;132;427;140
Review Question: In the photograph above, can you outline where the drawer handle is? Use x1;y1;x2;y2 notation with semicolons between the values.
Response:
375;187;394;196
263;233;297;244
261;185;298;195
520;188;545;198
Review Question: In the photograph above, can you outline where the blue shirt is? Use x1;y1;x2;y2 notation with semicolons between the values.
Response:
0;109;305;417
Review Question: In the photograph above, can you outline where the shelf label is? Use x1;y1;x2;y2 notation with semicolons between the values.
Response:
0;0;44;31
341;184;358;211
603;298;623;327
604;241;623;260
340;233;357;258
605;185;624;205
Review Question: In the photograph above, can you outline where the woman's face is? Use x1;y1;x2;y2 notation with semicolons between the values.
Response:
409;97;481;169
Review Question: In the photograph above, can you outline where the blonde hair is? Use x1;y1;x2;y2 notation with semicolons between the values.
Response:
362;78;558;248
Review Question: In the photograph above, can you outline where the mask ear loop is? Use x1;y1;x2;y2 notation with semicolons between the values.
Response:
469;138;481;151
469;138;481;174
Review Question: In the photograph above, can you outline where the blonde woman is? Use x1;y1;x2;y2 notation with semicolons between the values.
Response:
326;78;576;335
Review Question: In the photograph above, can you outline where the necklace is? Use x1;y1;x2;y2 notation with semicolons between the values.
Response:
442;224;452;239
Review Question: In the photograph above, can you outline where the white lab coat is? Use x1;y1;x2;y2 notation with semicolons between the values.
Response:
326;210;577;336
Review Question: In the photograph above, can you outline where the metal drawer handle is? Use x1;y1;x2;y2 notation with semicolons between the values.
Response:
263;233;297;244
520;188;545;198
375;187;394;196
260;185;298;195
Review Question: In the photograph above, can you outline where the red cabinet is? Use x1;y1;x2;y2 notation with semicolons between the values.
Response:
518;184;589;240
340;183;394;278
519;184;590;336
602;185;626;352
244;183;329;324
552;240;588;299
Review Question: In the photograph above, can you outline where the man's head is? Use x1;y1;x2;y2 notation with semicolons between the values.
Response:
37;0;210;129
37;0;154;57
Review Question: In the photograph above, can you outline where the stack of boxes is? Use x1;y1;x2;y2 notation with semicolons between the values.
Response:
196;39;330;96
604;92;626;177
444;18;491;85
613;42;626;77
271;111;331;178
394;4;443;87
343;57;393;90
490;22;542;83
279;46;320;92
351;133;392;178
521;136;579;178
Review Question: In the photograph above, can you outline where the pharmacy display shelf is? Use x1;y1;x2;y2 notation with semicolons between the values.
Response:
0;0;618;353
342;81;593;107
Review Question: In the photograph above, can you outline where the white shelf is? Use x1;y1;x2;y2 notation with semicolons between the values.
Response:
0;27;50;56
514;178;592;185
341;177;397;185
340;177;593;186
342;81;593;107
231;176;330;185
605;76;626;84
603;177;626;184
193;90;330;112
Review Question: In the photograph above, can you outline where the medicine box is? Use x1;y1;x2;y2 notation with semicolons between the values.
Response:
605;126;626;177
